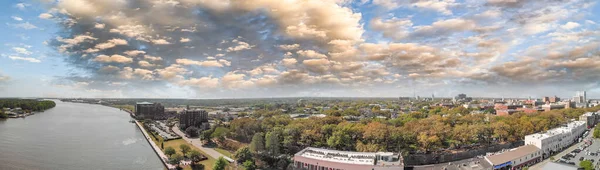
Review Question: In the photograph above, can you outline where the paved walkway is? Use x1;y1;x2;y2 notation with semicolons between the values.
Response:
135;121;177;170
172;125;234;162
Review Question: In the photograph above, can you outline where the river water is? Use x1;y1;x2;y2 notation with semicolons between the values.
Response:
0;100;164;170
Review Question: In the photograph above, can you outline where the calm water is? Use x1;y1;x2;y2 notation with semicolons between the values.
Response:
0;100;164;170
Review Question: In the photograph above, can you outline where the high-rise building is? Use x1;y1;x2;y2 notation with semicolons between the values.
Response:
135;102;165;120
574;91;587;103
179;109;209;130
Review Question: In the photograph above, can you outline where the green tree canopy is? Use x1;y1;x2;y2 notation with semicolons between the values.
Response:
580;160;593;170
213;157;228;170
249;132;265;154
165;147;176;157
265;131;282;156
233;146;252;163
188;150;203;163
169;153;183;166
242;160;256;170
179;144;191;156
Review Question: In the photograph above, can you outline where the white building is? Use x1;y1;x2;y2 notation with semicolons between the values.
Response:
524;121;586;158
293;147;403;170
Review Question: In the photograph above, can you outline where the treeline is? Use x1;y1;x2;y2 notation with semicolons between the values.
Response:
220;105;600;169
0;99;56;112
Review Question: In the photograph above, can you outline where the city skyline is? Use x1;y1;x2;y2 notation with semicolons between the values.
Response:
0;0;600;99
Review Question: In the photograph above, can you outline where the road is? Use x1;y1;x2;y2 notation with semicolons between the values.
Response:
171;125;234;162
530;130;598;170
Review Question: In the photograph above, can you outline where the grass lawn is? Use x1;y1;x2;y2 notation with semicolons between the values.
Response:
214;148;233;158
112;105;134;112
142;123;233;170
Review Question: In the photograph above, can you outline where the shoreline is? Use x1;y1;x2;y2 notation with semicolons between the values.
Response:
134;120;177;170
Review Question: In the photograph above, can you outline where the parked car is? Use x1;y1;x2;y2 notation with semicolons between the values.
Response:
580;157;585;161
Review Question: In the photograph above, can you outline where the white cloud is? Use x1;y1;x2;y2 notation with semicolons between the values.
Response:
144;55;163;61
13;47;32;55
39;13;53;19
9;56;41;63
10;22;37;29
175;58;230;67
297;50;328;59
282;58;298;67
94;39;128;50
561;22;580;30
279;44;300;50
138;61;156;68
93;54;133;63
11;16;23;21
14;3;29;10
151;39;171;45
227;40;253;52
180;37;191;43
95;23;105;29
124;50;146;57
178;76;220;89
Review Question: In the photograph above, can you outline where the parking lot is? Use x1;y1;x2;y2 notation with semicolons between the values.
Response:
531;130;599;170
558;131;599;168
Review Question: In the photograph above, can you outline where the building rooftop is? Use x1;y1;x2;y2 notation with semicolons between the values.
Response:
526;121;585;140
581;112;596;117
485;145;540;165
295;147;402;166
136;102;154;105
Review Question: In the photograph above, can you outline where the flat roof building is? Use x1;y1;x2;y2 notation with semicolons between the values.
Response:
135;102;165;120
293;147;403;170
485;145;542;170
579;112;598;129
525;121;586;158
179;109;209;131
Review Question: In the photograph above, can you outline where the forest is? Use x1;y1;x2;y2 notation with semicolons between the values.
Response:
0;99;56;112
209;105;600;169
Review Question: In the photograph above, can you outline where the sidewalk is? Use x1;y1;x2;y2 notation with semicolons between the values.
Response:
136;121;177;170
171;125;234;162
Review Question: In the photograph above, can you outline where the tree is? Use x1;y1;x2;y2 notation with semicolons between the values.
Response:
242;160;256;170
211;127;229;142
165;147;176;157
201;129;213;143
580;160;593;170
249;132;265;154
233;146;252;163
213;157;228;170
169;153;183;166
593;124;600;139
265;131;281;156
180;144;191;156
189;150;203;164
186;126;199;138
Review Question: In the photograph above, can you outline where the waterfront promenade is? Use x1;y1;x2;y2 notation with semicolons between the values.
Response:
172;125;234;162
135;121;177;170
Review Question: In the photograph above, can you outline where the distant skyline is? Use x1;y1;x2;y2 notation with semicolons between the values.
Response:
0;0;599;99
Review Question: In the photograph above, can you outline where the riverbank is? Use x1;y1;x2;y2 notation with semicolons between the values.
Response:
135;120;177;170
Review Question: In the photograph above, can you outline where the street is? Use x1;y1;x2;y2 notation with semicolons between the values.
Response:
530;130;599;170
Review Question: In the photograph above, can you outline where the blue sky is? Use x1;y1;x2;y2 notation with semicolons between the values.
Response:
0;0;599;99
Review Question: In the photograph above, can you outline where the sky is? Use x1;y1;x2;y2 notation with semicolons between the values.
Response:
0;0;599;99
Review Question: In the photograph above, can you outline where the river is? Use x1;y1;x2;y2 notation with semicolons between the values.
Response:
0;100;164;170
